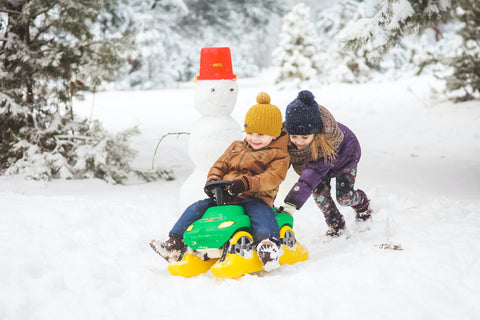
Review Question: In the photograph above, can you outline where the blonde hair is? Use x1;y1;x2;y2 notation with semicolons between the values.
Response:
310;132;337;163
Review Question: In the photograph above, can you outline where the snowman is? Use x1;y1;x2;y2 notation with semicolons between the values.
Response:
179;47;243;207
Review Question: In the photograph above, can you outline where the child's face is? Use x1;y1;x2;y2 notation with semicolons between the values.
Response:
246;133;275;150
290;134;314;149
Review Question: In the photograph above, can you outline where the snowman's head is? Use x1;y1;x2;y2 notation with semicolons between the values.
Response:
194;80;238;116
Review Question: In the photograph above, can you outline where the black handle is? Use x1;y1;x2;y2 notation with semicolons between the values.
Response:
205;180;232;205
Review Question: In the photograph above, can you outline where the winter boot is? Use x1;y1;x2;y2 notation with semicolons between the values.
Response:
256;239;280;271
352;189;373;222
325;214;346;237
150;236;185;263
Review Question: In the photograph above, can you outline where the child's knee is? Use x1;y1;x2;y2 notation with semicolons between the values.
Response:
336;191;355;207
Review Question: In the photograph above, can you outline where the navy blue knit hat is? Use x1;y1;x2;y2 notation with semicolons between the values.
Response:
285;90;323;135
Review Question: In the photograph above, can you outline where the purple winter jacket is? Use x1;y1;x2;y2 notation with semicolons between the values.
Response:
284;123;361;209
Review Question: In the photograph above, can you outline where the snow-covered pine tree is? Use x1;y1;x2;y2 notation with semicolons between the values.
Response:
115;0;190;88
224;0;285;75
312;0;375;83
315;0;363;48
339;0;479;101
0;0;144;183
340;0;454;63
117;0;285;89
445;1;480;101
272;2;321;84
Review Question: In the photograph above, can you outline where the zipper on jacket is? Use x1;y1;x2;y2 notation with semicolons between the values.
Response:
237;150;248;173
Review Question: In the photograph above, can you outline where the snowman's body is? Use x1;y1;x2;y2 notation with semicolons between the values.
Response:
180;80;242;207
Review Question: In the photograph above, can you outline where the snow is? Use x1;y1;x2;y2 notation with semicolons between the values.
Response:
388;1;414;30
1;72;480;320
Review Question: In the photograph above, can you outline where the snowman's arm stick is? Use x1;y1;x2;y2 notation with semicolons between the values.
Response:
152;132;190;170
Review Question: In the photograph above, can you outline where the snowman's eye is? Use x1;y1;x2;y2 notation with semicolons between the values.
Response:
210;88;215;92
230;88;235;92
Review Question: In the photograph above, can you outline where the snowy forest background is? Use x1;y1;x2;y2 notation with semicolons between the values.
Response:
1;2;480;319
1;0;479;182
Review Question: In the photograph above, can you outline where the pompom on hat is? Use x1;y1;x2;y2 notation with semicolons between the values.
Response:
285;90;323;135
244;92;283;137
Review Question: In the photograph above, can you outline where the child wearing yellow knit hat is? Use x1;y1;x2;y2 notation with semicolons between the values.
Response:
151;92;289;271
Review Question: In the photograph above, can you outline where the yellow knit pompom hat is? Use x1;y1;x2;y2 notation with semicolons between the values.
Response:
244;92;283;137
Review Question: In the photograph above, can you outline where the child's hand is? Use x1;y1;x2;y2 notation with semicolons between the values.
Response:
228;176;249;196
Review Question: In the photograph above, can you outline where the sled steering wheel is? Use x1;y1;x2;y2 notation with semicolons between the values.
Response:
204;180;232;206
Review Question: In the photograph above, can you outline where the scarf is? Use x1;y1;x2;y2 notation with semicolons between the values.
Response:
288;144;313;175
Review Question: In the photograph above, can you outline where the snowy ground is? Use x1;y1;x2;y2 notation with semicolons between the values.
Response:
1;72;480;320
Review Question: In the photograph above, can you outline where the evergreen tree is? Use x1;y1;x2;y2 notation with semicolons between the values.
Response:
445;1;480;101
340;0;479;101
116;0;190;88
341;0;454;63
118;0;285;89
313;0;374;83
0;0;142;183
272;2;321;84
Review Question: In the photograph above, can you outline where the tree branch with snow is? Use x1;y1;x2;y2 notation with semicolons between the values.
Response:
340;0;455;63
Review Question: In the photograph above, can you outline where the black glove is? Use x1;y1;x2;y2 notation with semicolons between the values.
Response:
228;176;250;196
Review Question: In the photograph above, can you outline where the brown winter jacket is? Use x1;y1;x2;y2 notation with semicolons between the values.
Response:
207;131;290;207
